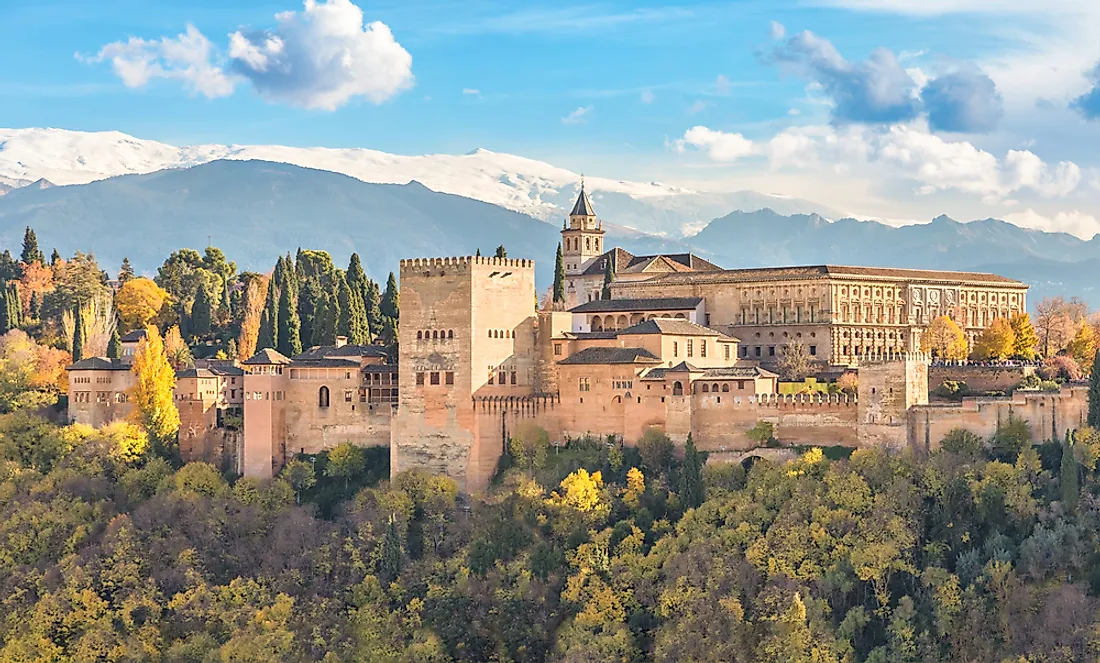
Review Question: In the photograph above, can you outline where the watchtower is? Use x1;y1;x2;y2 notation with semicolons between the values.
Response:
856;350;930;449
561;181;605;277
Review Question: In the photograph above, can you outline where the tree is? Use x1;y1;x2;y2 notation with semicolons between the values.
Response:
277;284;302;357
1067;321;1096;366
747;420;776;446
7;283;21;330
237;277;266;360
118;257;135;284
364;280;382;340
1090;351;1100;428
1034;296;1086;357
163;325;193;369
972;318;1016;361
191;284;213;336
44;252;110;317
337;274;369;344
553;242;566;306
921;316;968;360
601;254;614;300
379;513;403;583
777;341;813;380
71;306;84;361
107;326;121;359
257;277;279;351
494;245;507;259
1009;313;1039;360
679;433;705;509
27;292;40;322
1062;429;1079;512
129;326;180;457
20;226;42;265
326;442;365;489
280;459;316;504
381;272;399;320
49;248;60;267
115;278;169;332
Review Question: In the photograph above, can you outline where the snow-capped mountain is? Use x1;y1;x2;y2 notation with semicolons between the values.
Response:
0;128;841;236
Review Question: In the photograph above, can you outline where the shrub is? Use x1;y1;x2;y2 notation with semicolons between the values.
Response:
1040;355;1082;382
933;380;968;400
746;420;776;447
940;428;983;456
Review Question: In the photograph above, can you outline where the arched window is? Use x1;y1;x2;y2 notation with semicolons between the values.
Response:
319;386;330;408
417;331;423;340
721;384;730;392
448;330;454;339
432;330;438;339
673;381;684;396
701;384;710;393
712;383;720;393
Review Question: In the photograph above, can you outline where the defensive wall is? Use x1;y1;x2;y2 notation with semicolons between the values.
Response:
928;363;1036;394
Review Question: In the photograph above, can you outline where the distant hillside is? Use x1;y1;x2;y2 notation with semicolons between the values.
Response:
0;159;689;286
688;210;1100;305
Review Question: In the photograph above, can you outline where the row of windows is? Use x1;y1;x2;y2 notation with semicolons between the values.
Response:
73;377;91;385
612;380;632;390
417;330;454;340
488;370;518;386
741;345;818;358
670;339;728;359
740;306;818;325
73;391;127;404
415;371;456;386
564;235;600;253
489;329;514;339
289;368;355;380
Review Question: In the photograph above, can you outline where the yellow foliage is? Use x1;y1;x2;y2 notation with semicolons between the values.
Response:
921;316;968;360
115;278;170;332
128;326;180;445
786;447;824;477
624;467;644;507
1067;321;1096;366
549;468;605;513
972;318;1016;361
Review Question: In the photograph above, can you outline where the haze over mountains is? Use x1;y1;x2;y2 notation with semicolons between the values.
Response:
0;127;1097;305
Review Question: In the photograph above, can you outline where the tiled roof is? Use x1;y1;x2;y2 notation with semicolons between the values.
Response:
700;366;779;379
363;364;399;373
558;347;661;365
561;331;620;340
176;368;218;379
291;357;363;368
119;329;148;343
579;248;723;277
242;348;292;365
194;359;245;376
293;344;388;361
616;264;1025;287
666;361;702;373
617;318;726;337
68;357;129;371
569;297;703;313
570;185;597;216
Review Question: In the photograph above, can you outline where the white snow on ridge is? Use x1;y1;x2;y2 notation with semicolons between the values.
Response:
0;128;696;221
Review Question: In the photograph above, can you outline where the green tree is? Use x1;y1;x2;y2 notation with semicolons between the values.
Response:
553;242;566;306
118;257;135;283
49;247;61;268
326;442;366;489
1062;428;1080;512
364;280;382;339
679;433;705;509
0;286;10;336
1090;350;1100;428
277;284;302;357
381;272;399;320
191;283;213;336
379;513;404;583
107;326;121;359
257;278;279;351
28;291;40;321
494;245;507;258
8;283;21;329
280;459;316;504
337;273;368;344
20;226;42;265
71;306;84;361
601;253;614;300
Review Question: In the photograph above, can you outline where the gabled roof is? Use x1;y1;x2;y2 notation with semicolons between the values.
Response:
558;347;661;365
618;318;729;338
570;185;597;217
68;357;129;371
615;264;1026;287
569;297;703;313
242;348;291;365
579;248;722;277
666;361;702;373
176;367;218;379
119;329;148;343
293;344;388;362
291;357;363;368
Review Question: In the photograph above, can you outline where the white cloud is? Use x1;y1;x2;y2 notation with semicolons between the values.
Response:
83;0;413;110
640;90;655;104
676;126;757;161
1003;208;1100;238
462;88;480;96
714;74;732;96
562;105;593;125
770;20;786;40
79;24;237;98
687;100;710;115
228;0;413;110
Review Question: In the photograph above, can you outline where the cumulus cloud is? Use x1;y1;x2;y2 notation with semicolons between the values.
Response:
676;126;756;161
227;0;413;110
78;24;237;98
688;100;710;115
82;0;413;110
561;106;593;125
920;69;1004;132
1003;209;1100;239
770;20;786;40
1071;62;1100;120
766;28;1004;132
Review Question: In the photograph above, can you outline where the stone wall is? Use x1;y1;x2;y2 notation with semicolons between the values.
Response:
928;364;1035;394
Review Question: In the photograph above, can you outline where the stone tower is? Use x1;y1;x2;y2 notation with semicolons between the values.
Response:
561;181;605;278
856;350;930;449
391;256;538;492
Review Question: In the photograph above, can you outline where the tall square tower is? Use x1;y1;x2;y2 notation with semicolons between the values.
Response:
561;183;605;276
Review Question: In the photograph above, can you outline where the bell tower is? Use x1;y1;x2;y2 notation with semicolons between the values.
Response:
561;179;605;276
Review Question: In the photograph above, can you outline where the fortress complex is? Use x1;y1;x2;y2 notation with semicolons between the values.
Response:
68;185;1082;493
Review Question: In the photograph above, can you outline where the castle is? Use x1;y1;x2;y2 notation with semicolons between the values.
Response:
67;185;1088;492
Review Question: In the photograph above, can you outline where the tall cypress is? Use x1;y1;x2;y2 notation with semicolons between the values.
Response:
257;278;279;351
191;286;213;336
365;280;382;340
381;272;399;320
494;245;507;259
1089;351;1100;428
553;242;566;306
107;326;121;359
72;306;85;361
0;286;10;335
50;248;61;269
314;293;338;346
679;433;705;510
277;283;302;357
7;283;20;328
601;253;614;300
28;291;40;321
337;274;368;344
20;227;39;265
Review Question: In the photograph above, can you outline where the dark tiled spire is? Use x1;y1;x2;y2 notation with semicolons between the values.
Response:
570;178;596;217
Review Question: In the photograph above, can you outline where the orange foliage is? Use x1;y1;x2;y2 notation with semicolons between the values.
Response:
19;262;54;313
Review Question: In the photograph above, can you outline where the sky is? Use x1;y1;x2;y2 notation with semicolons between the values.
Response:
3;0;1100;236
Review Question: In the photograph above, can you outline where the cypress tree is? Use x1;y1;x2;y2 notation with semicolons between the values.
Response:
679;433;705;510
7;283;20;328
1062;429;1080;512
50;248;61;268
365;280;382;340
494;245;507;258
28;291;40;321
553;242;566;306
118;257;135;284
107;326;121;359
313;293;338;346
475;248;481;257
257;279;279;351
601;253;615;300
72;306;85;361
277;283;302;357
0;286;9;335
379;513;403;583
191;286;213;336
381;272;399;320
1089;350;1100;428
20;227;39;265
337;274;368;344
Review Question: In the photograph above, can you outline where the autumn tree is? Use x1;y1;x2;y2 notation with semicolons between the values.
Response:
326;442;365;489
128;326;180;457
237;276;267;360
1067;321;1096;366
1034;296;1086;357
1009;312;1039;360
921;316;968;360
972;317;1015;361
163;325;193;369
115;277;169;332
777;341;813;380
18;261;54;315
118;257;135;283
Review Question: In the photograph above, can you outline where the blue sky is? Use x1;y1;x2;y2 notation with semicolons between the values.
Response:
3;0;1100;235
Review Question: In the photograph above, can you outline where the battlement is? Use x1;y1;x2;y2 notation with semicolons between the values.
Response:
856;349;931;365
474;393;560;412
400;256;535;271
692;392;857;407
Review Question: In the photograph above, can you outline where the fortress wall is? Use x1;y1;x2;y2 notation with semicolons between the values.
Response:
910;385;1089;451
928;364;1035;394
688;394;860;450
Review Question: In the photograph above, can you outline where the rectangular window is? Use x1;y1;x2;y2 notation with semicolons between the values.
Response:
673;341;678;357
344;390;353;403
724;345;731;360
510;371;517;385
499;371;507;385
754;346;761;357
554;343;563;356
416;372;425;386
738;381;745;390
810;345;817;356
579;377;590;392
700;340;707;358
768;346;775;357
687;340;694;357
488;371;494;385
445;372;454;385
430;372;440;385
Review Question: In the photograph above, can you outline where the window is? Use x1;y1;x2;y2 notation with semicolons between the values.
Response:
721;384;730;392
768;346;775;357
809;345;817;356
344;390;353;403
430;372;440;385
445;372;454;385
499;371;507;385
687;340;694;357
724;345;731;360
579;377;591;392
672;381;683;396
554;343;563;356
510;371;517;385
488;371;494;385
319;386;330;407
448;330;454;339
754;346;761;357
417;331;423;340
700;340;707;358
673;341;679;357
416;372;425;386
